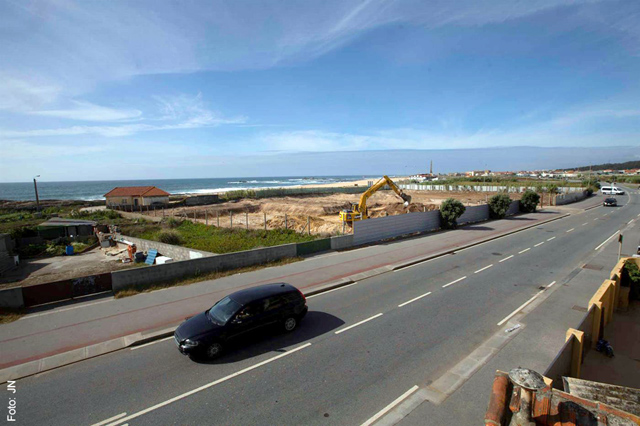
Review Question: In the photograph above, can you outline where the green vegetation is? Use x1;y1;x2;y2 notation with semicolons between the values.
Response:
622;260;640;300
488;193;512;219
133;219;319;253
439;198;466;229
114;257;303;298
157;230;184;245
520;190;540;213
567;160;640;172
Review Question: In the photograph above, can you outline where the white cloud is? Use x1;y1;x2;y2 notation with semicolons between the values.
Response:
31;101;142;122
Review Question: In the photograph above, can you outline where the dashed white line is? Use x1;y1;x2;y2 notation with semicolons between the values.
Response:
103;343;312;426
306;282;359;299
398;292;432;307
518;248;530;254
534;242;544;247
499;255;514;263
335;313;383;335
497;290;545;326
547;237;556;241
92;413;127;426
474;264;493;274
628;219;634;225
566;228;575;233
547;281;557;288
360;385;419;426
595;232;619;251
130;336;173;351
442;276;467;288
582;222;588;226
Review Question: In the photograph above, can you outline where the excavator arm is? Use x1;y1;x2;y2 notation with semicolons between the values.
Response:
356;175;411;218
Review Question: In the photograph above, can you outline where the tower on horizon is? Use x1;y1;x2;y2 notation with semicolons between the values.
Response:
430;160;433;175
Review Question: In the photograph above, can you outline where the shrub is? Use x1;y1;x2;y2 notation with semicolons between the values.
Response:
622;260;640;300
439;198;466;229
520;190;540;213
157;230;184;245
488;193;512;219
166;217;183;228
45;244;66;256
16;243;47;258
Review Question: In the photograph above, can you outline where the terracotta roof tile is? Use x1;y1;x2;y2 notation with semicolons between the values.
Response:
103;186;170;197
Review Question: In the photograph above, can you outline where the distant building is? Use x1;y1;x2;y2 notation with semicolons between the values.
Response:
104;186;170;209
37;218;97;239
466;170;491;177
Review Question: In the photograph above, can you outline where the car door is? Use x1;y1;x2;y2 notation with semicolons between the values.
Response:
261;295;287;325
227;302;264;339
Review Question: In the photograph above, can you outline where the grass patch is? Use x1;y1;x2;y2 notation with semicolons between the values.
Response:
134;220;319;254
0;308;24;324
114;256;303;298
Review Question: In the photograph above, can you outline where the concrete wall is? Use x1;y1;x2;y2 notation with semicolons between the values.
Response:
506;200;520;216
0;287;24;309
331;235;354;250
544;335;575;388
118;234;216;261
296;238;331;256
185;195;219;206
0;234;16;276
457;204;490;225
353;211;441;246
112;243;297;291
555;191;587;206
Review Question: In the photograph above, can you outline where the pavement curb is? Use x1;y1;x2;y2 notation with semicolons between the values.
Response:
0;211;571;383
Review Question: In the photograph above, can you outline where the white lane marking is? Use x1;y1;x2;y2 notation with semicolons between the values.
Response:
360;385;419;426
593;219;598;222
637;213;640;217
499;255;514;263
629;219;634;225
474;264;493;274
547;237;556;241
566;228;575;233
582;222;588;226
518;248;530;254
534;242;544;247
306;282;359;299
595;232;619;251
398;292;432;307
92;413;127;426
442;276;467;288
547;281;556;288
105;343;312;426
21;298;114;319
497;290;545;326
130;336;173;351
335;313;383;335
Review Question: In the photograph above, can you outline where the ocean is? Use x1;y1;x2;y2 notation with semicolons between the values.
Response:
0;176;374;201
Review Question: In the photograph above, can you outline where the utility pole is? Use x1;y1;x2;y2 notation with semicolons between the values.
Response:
33;175;41;212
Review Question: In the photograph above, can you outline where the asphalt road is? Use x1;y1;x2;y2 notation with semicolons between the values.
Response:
11;190;639;426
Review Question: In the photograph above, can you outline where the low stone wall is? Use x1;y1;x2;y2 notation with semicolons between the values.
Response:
0;287;24;309
330;235;354;250
118;234;216;261
112;243;298;292
458;204;490;225
555;191;588;206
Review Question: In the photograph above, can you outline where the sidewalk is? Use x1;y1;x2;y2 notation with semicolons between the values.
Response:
0;209;568;379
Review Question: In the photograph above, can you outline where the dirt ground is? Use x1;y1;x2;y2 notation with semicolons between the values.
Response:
0;246;138;288
146;190;522;235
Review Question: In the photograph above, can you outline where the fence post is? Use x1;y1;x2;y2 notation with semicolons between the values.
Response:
217;211;220;227
264;212;267;230
230;211;233;228
246;212;249;230
205;211;208;226
194;211;197;222
285;214;288;230
342;221;346;234
162;207;165;218
307;216;311;235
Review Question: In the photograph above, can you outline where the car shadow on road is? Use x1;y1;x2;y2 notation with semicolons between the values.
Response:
190;311;344;365
461;225;494;231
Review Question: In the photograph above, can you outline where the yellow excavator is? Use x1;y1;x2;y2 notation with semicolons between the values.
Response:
339;175;412;223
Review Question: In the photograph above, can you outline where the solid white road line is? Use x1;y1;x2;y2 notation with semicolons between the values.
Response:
534;242;544;247
92;413;127;426
497;290;545;326
474;264;493;274
306;282;359;299
595;232;619;251
566;228;575;233
360;385;419;426
130;336;173;351
547;237;556;241
398;292;432;308
547;281;557;288
104;343;312;426
335;313;383;335
499;255;514;263
22;298;114;319
629;220;634;225
518;248;530;254
442;276;467;288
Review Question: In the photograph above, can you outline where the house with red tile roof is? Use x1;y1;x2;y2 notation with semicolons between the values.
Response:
104;186;170;209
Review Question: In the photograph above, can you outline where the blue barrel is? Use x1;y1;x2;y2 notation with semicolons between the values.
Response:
66;245;74;255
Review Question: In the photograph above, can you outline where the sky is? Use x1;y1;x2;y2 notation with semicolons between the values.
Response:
1;0;639;182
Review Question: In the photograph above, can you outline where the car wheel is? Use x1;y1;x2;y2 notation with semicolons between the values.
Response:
206;342;223;359
283;316;297;332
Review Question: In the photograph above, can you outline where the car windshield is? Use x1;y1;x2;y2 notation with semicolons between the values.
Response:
207;297;241;325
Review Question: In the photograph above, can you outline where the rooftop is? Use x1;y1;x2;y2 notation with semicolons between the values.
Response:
38;218;97;228
103;186;170;197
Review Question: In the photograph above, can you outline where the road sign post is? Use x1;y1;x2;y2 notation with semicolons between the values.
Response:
618;233;623;260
